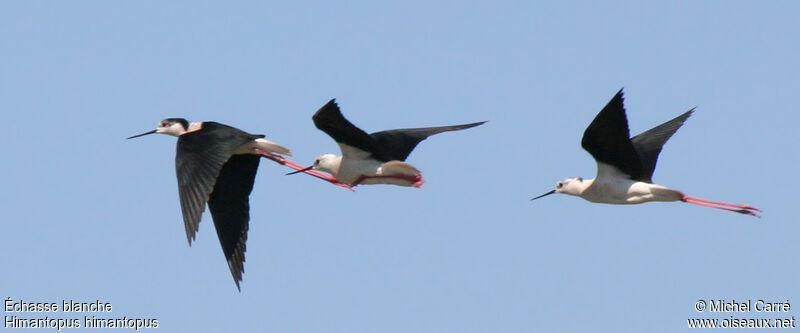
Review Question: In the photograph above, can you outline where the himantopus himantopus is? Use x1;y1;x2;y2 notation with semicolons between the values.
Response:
531;90;761;217
127;118;347;290
289;99;486;187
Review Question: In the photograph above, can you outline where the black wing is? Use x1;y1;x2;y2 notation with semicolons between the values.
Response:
207;154;260;291
369;121;487;161
175;122;261;245
581;89;644;180
630;108;694;182
312;99;380;156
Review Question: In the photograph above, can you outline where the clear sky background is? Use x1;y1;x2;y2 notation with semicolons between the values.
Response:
2;1;798;332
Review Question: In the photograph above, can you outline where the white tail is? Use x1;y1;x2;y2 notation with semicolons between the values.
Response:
380;161;421;177
253;138;292;156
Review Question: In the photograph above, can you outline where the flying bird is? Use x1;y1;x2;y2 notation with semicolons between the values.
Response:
289;99;486;187
531;89;761;217
127;118;347;290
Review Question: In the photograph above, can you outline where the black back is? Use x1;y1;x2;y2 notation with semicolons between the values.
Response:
581;89;692;182
207;154;260;291
313;99;486;162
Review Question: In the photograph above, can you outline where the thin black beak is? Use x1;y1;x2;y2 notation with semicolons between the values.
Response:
530;189;556;201
286;165;313;175
126;129;157;139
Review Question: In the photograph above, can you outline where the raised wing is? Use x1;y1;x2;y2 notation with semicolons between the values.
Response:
312;99;379;158
175;122;262;245
207;154;260;291
631;108;693;182
369;121;487;161
581;89;644;180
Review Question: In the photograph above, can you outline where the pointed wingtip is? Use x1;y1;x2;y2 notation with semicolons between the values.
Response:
607;88;625;111
324;98;338;109
228;259;244;292
314;98;344;121
671;107;695;126
614;88;625;103
451;120;488;131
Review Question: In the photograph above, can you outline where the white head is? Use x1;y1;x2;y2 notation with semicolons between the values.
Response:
531;177;586;200
127;118;190;139
285;153;343;177
311;153;342;175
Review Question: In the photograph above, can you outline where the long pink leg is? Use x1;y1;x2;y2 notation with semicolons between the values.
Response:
256;149;354;191
681;194;761;218
682;195;761;211
352;174;424;187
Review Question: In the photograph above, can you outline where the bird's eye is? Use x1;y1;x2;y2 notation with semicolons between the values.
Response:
314;159;320;166
557;182;563;188
160;121;168;127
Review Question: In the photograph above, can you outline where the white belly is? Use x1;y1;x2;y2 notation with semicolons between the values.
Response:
582;179;682;204
336;158;421;186
336;158;383;184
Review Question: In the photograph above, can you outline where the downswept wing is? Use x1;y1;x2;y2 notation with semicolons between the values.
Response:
581;89;644;181
369;121;487;161
207;154;260;291
175;122;263;245
630;109;694;182
312;99;380;158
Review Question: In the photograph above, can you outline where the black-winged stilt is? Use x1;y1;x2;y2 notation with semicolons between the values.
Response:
288;99;486;187
531;90;761;217
127;118;348;290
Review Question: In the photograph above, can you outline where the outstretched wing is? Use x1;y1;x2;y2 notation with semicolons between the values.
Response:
369;121;487;161
207;154;260;291
581;89;644;181
631;109;693;182
312;99;380;158
175;122;261;245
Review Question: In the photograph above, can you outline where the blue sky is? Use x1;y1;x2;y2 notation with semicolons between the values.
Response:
1;1;797;331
